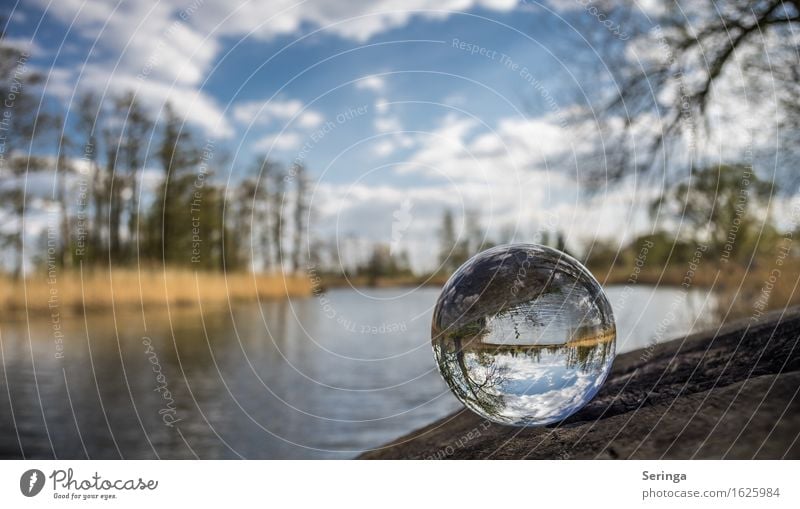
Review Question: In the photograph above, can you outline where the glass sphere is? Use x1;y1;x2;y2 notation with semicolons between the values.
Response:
432;243;615;426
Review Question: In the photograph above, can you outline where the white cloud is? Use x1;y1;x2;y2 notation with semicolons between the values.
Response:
41;68;76;101
192;0;519;43
87;69;234;138
29;0;230;137
1;36;43;55
233;98;324;129
373;139;398;157
374;115;402;133
31;0;217;87
32;0;521;79
314;166;650;271
254;132;302;151
30;0;519;138
375;98;390;114
309;110;655;270
356;75;386;93
401;113;594;182
234;99;302;124
298;110;325;128
372;133;415;156
546;0;665;16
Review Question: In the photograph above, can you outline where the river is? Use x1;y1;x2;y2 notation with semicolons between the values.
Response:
0;285;716;459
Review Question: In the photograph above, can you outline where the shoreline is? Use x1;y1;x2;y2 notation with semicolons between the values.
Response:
360;306;800;459
0;270;688;320
5;261;762;319
0;269;312;319
319;265;720;291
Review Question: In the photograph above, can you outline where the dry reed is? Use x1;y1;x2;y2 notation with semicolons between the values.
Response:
0;269;312;318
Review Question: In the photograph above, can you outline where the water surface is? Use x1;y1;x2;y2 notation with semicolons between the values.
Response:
0;285;714;459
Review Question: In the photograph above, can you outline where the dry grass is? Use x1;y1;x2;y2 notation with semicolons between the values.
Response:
713;260;800;322
0;269;312;318
592;265;719;287
592;257;800;324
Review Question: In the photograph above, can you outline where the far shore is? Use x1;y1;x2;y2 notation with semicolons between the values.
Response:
0;269;312;319
320;265;718;290
3;261;786;320
0;264;719;320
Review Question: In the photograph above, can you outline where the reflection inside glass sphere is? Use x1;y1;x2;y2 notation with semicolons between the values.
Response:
432;244;616;426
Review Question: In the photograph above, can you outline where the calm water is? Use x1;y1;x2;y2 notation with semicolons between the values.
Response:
0;285;715;459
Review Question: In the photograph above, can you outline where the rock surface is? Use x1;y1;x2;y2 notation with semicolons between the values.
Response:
360;307;800;459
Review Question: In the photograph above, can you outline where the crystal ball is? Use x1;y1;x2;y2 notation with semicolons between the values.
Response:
432;244;615;426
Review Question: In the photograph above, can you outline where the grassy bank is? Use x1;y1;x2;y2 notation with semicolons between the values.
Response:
322;260;800;326
590;265;719;287
0;269;312;318
713;261;800;320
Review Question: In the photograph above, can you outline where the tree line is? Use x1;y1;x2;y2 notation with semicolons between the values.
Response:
0;37;309;278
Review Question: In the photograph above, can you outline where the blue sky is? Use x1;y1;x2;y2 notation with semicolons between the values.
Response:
5;0;766;271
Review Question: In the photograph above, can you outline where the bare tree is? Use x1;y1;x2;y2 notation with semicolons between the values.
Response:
75;91;106;261
102;119;123;260
53;114;73;267
234;175;258;270
584;0;800;187
270;163;286;270
115;92;152;254
257;158;282;271
291;163;309;273
156;102;201;264
0;30;48;278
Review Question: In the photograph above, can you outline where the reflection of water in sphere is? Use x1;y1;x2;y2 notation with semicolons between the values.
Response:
432;244;616;426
